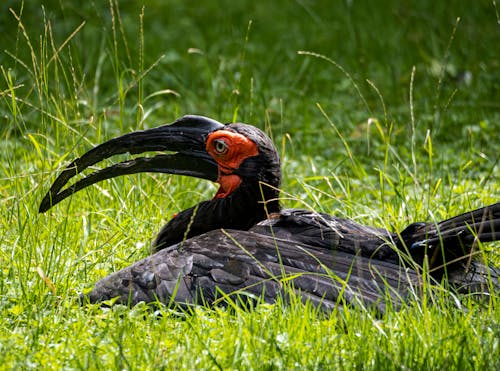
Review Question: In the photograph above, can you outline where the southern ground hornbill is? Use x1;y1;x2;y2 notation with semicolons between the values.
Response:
39;115;499;311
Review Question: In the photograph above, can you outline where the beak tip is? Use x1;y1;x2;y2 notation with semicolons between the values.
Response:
38;203;48;213
38;195;53;213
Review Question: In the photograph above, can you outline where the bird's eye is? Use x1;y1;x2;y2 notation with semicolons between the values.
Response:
213;139;229;155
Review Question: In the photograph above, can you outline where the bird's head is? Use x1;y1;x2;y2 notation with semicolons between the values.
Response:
39;115;281;248
206;122;280;200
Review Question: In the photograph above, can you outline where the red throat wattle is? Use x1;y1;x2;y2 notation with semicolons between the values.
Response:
214;173;241;198
206;129;259;199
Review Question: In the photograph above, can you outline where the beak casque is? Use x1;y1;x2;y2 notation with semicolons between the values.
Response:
39;115;224;213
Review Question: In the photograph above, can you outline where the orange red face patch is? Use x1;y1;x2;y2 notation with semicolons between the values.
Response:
206;130;259;198
206;130;258;172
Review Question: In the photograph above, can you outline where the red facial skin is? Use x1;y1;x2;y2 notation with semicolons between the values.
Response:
206;130;259;198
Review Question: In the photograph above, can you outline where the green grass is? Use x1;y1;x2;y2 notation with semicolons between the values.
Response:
1;0;499;369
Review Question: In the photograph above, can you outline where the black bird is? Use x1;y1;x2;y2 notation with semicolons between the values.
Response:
40;115;499;311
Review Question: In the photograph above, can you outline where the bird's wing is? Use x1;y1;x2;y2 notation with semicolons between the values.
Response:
83;229;419;312
254;205;500;282
251;209;398;261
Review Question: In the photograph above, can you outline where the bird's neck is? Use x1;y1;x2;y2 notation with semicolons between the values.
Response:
152;182;280;252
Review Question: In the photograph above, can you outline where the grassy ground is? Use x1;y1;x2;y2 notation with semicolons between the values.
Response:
1;0;499;369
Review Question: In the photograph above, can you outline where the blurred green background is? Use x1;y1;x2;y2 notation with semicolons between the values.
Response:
2;0;498;137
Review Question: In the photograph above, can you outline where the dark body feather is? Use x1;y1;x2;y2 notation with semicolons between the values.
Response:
84;204;499;311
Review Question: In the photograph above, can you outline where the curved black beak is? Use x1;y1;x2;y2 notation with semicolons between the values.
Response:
39;115;224;213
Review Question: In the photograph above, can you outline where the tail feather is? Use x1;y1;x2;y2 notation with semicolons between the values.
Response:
400;202;499;277
438;203;500;228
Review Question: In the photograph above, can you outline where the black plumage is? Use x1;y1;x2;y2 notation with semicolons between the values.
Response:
39;115;499;311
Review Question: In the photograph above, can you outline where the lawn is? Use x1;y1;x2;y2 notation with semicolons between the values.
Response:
1;0;499;369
